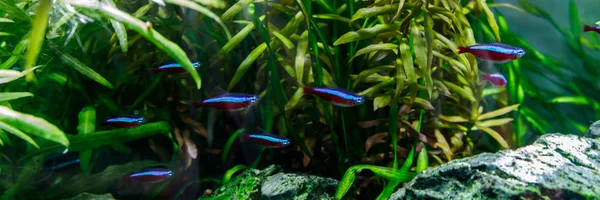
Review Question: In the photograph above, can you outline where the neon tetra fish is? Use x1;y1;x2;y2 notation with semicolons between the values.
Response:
121;168;173;183
303;87;365;107
102;115;147;128
192;93;259;111
153;62;200;74
482;73;507;87
243;133;291;148
584;25;600;34
458;43;525;63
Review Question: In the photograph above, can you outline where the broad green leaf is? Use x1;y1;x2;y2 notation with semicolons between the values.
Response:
482;87;506;98
193;0;226;8
477;118;513;127
335;165;416;199
438;115;469;123
399;42;417;102
133;2;154;18
51;46;114;89
389;102;399;168
568;0;580;45
0;0;31;21
444;81;475;102
0;129;11;146
103;0;128;54
25;122;170;159
477;104;520;120
549;96;590;105
400;145;415;172
295;31;309;85
77;106;96;174
165;0;231;39
475;125;509;149
351;4;403;21
423;13;434;99
404;97;434;111
352;43;398;60
24;0;52;82
221;129;245;165
272;30;294;49
313;14;352;24
0;36;28;69
416;147;428;173
353;65;395;87
333;22;401;45
481;2;501;42
373;94;392;111
434;130;452;160
0;106;68;147
221;0;255;21
228;43;267;90
0;92;33;102
357;78;395;97
218;18;260;55
285;87;304;110
0;121;38;148
70;1;202;89
223;164;247;183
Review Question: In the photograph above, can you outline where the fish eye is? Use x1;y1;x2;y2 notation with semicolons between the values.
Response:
516;49;525;57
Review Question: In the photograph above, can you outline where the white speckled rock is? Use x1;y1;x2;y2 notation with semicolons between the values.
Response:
202;165;338;200
391;133;600;199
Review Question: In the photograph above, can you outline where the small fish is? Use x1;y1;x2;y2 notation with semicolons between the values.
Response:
458;43;525;63
102;115;147;128
584;25;600;34
44;158;80;171
303;87;365;107
243;133;291;148
192;93;259;111
153;62;200;74
482;73;507;87
121;168;173;183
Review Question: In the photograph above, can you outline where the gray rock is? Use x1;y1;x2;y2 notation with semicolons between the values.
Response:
586;121;600;139
61;193;115;200
391;133;600;200
202;165;338;200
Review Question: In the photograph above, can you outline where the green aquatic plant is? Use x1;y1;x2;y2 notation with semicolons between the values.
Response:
469;0;600;147
0;0;529;199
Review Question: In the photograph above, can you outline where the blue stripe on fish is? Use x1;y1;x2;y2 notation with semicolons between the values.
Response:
247;134;291;145
157;62;201;69
202;94;259;103
468;43;525;57
129;170;173;177
105;116;147;123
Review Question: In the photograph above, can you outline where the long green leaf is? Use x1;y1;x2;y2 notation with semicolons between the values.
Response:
475;125;509;149
0;0;31;21
221;128;245;165
481;2;501;42
228;43;267;90
70;1;202;89
77;106;96;174
0;92;33;101
295;31;309;85
0;106;68;147
0;36;28;69
568;0;580;46
333;22;401;45
24;0;52;82
50;45;114;89
0;121;38;148
352;43;398;60
23;122;170;160
335;164;417;199
416;147;428;173
477;104;520;120
103;0;128;54
223;164;247;183
165;0;232;39
399;42;417;102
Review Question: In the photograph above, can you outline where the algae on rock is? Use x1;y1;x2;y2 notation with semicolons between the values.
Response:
202;165;338;200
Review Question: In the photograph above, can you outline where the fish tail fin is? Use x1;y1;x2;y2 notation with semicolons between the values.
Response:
457;46;469;54
584;25;594;32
